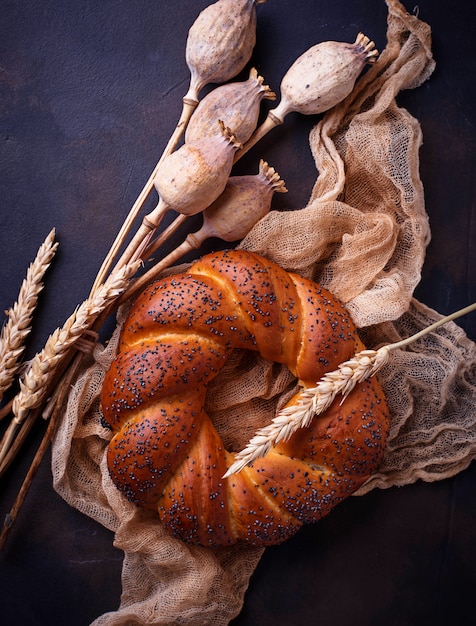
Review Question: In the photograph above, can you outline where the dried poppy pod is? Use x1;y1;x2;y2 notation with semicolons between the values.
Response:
200;159;287;242
184;0;268;104
154;120;242;217
240;33;378;157
185;68;276;145
275;33;378;118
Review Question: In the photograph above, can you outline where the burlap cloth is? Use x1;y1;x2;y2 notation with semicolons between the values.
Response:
52;1;476;624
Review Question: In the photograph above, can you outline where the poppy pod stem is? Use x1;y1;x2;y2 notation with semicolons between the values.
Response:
90;95;199;294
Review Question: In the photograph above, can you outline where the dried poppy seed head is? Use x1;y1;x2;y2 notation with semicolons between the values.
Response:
199;159;287;242
272;33;379;122
184;0;266;102
154;121;241;216
185;67;276;145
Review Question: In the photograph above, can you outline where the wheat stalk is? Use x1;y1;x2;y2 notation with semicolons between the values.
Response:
13;260;139;421
224;301;476;478
0;229;58;403
0;260;139;467
223;347;390;478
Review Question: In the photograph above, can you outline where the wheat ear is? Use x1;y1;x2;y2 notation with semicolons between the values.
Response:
0;260;139;466
224;301;476;478
0;229;58;402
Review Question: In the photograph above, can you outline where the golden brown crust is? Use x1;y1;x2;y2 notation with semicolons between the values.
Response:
100;249;390;546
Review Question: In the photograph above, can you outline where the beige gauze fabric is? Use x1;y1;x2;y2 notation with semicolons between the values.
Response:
52;1;476;624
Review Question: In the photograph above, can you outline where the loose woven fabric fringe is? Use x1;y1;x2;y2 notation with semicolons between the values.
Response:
52;1;476;624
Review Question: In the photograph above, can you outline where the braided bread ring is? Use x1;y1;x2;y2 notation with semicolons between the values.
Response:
100;250;389;546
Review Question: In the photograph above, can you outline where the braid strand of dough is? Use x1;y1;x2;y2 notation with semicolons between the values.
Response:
100;250;389;546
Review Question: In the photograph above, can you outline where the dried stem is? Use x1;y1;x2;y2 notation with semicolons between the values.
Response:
0;406;40;479
90;98;197;295
142;213;190;262
0;229;58;402
0;400;13;422
224;302;476;477
114;198;169;270
0;401;59;550
235;111;283;162
385;302;476;351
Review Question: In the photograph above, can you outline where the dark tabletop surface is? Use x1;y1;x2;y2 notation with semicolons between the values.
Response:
0;1;475;625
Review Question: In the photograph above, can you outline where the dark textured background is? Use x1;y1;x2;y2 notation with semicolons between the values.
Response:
0;1;475;624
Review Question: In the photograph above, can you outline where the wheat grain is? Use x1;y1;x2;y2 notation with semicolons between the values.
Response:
0;229;58;402
223;347;390;477
11;260;139;424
